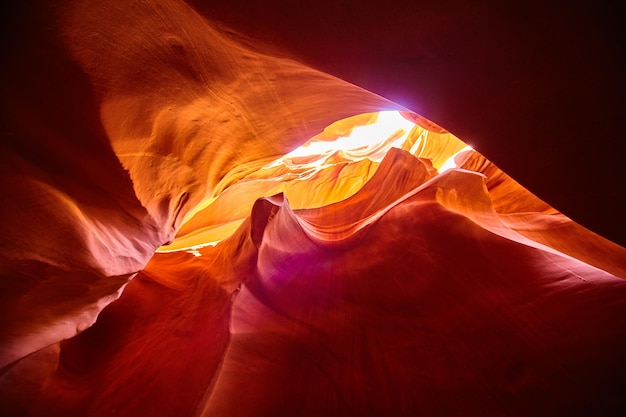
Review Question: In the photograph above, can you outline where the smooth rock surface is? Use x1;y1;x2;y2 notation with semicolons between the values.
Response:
1;1;625;416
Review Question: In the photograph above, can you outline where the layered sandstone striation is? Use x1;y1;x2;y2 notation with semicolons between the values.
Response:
1;0;625;416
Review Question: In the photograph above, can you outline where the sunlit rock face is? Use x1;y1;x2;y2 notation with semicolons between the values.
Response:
1;1;626;416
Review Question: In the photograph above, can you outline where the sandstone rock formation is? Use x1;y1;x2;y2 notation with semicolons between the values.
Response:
1;1;625;416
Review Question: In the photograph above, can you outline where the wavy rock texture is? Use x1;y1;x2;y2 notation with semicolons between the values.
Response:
1;0;625;416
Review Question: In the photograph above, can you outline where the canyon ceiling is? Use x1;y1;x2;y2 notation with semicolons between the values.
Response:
1;0;625;416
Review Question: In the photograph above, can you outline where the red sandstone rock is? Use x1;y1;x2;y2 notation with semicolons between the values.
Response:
1;1;625;416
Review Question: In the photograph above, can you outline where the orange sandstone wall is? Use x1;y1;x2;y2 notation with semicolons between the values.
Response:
0;0;397;368
1;1;625;416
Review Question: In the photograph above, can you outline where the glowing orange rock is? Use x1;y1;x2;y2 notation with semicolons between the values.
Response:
1;0;625;416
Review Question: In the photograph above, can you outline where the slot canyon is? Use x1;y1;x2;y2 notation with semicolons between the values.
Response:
1;0;625;416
